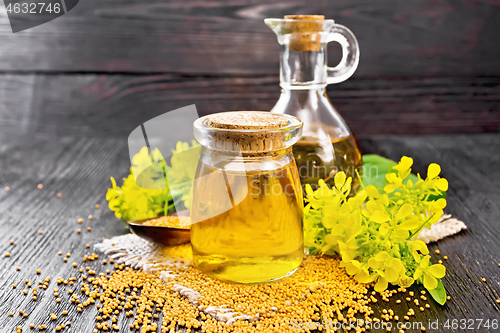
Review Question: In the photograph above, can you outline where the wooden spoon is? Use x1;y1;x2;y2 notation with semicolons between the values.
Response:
128;210;191;246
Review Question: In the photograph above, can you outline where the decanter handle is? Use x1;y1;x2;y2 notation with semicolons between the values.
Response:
326;23;360;84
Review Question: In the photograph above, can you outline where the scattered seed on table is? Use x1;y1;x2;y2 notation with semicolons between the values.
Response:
9;312;13;316
16;267;20;271
438;260;443;264
19;310;23;315
10;240;14;245
4;187;10;192
435;249;440;254
88;215;93;220
12;284;16;288
443;255;448;260
447;296;451;300
37;184;43;190
23;290;27;295
95;204;100;209
87;227;91;232
57;193;62;198
30;324;34;328
63;258;67;262
77;229;81;234
66;253;71;257
39;230;43;235
482;278;486;282
77;218;83;224
86;244;90;248
56;298;60;303
5;252;10;257
23;313;28;317
36;270;40;274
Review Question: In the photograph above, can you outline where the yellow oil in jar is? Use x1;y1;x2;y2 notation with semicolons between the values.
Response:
293;130;362;192
190;159;303;283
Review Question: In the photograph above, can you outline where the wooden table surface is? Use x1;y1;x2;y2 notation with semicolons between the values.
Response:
0;129;499;332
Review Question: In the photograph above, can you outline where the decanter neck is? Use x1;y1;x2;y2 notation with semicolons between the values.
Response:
279;45;328;90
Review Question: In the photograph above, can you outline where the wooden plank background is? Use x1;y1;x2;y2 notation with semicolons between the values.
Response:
0;130;499;332
0;0;499;138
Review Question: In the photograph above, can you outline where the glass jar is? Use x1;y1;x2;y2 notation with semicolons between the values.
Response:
190;111;304;283
265;15;363;192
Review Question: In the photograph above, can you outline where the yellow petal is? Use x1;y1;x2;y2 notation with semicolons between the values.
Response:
355;270;377;283
435;178;449;191
383;184;396;193
428;264;446;279
427;163;441;179
413;267;423;280
423;273;438;290
370;211;390;223
397;203;413;219
334;172;346;188
374;277;388;292
385;267;399;283
420;255;430;267
365;185;380;198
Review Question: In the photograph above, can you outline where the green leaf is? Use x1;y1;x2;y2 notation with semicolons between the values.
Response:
427;278;447;305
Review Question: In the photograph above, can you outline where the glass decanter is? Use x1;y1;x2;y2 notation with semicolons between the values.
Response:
265;15;362;192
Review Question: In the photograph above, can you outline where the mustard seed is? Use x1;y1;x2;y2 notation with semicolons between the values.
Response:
482;278;486;282
5;252;10;257
87;227;91;232
12;284;16;288
37;184;43;190
86;244;90;248
88;215;93;220
435;249;440;254
438;260;443;264
5;187;10;192
57;193;62;198
77;218;83;224
10;240;14;245
444;255;448;260
77;229;81;234
39;230;43;235
95;204;100;209
17;267;20;271
58;251;62;255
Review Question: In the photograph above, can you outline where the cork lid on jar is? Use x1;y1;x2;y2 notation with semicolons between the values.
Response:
193;111;302;154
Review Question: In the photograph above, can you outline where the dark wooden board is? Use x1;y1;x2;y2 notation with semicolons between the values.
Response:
0;0;499;76
0;74;498;139
0;129;499;332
